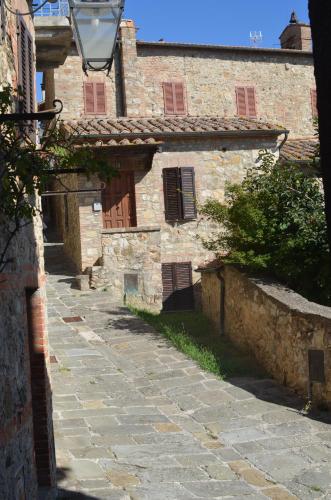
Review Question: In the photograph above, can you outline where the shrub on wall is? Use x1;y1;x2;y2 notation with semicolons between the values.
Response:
200;151;331;305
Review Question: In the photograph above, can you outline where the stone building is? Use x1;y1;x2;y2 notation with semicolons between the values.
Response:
0;1;56;498
43;13;316;310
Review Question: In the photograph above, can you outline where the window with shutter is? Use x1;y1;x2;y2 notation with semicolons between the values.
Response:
83;82;106;114
163;82;186;115
162;262;194;311
18;18;34;115
236;86;257;118
163;167;197;222
311;89;318;118
102;172;137;229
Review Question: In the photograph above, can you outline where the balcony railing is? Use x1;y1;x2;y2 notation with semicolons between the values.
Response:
34;0;69;17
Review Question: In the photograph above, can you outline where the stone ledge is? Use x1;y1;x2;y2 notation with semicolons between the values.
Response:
101;226;161;235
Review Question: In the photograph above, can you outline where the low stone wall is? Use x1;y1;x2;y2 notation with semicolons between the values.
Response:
199;264;331;408
101;226;162;307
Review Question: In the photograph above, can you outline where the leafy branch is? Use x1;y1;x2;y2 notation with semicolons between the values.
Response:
0;85;116;274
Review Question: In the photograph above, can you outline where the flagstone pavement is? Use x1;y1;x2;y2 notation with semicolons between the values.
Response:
45;243;331;500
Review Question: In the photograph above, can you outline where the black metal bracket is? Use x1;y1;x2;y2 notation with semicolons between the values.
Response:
0;99;63;123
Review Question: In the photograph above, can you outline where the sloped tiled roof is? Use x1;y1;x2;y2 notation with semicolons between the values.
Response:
280;138;318;162
63;116;286;139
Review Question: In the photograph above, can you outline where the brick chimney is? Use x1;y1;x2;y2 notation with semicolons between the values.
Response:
280;11;312;51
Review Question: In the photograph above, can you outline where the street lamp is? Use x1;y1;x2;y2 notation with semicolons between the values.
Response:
69;0;125;73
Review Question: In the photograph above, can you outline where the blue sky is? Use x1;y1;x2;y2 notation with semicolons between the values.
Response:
37;1;309;101
124;0;309;48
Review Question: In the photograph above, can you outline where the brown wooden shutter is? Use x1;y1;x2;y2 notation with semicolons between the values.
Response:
162;263;176;311
163;82;186;115
236;87;247;116
180;167;197;220
246;87;257;117
311;89;318;118
163;82;175;115
174;262;194;310
18;18;34;115
174;82;186;115
162;262;194;311
84;82;95;113
236;86;257;117
163;168;181;221
102;172;136;229
95;83;106;114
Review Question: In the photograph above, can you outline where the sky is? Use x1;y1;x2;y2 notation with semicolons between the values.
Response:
123;0;309;48
37;1;310;101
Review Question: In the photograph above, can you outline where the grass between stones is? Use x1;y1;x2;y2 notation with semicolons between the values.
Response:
130;308;264;380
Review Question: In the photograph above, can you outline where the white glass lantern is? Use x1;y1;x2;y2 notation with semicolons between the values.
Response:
69;0;125;72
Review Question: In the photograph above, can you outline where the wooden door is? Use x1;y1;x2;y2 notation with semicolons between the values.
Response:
102;172;137;229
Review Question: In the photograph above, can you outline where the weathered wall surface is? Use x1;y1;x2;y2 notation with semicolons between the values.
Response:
61;137;277;307
200;265;331;407
50;21;315;138
101;227;162;306
135;45;315;137
200;271;222;333
51;47;120;120
0;2;56;497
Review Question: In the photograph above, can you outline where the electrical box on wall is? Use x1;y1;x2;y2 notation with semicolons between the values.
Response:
93;202;102;212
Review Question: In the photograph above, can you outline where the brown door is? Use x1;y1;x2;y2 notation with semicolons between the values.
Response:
102;171;137;229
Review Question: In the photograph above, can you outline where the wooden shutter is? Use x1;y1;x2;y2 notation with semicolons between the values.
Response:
236;86;257;117
174;262;194;310
162;263;176;311
311;89;318;118
18;18;34;114
95;83;106;113
180;167;197;220
163;82;186;115
84;82;96;114
246;87;257;117
84;82;106;114
163;168;181;221
162;262;194;311
174;83;186;114
102;172;136;229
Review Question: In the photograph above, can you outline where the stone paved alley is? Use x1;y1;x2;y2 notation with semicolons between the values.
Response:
45;243;331;499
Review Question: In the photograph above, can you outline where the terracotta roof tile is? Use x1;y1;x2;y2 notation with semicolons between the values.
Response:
63;116;285;140
280;138;318;162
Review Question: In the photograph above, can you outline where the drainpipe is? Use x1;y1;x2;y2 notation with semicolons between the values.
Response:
216;266;225;336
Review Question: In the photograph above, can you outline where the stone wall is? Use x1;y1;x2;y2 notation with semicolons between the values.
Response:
200;265;331;408
0;2;56;497
57;136;278;309
50;20;315;137
101;227;162;306
135;44;315;137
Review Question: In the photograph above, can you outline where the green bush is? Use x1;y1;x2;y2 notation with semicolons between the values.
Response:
200;151;331;305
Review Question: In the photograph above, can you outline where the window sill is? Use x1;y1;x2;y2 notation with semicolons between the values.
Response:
101;226;161;235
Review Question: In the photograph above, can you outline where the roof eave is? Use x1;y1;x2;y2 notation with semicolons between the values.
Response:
69;129;287;142
137;40;313;57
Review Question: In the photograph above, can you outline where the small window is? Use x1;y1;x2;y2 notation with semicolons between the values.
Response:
163;82;186;115
311;89;318;118
163;167;197;222
235;86;257;118
162;262;194;311
83;82;106;114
